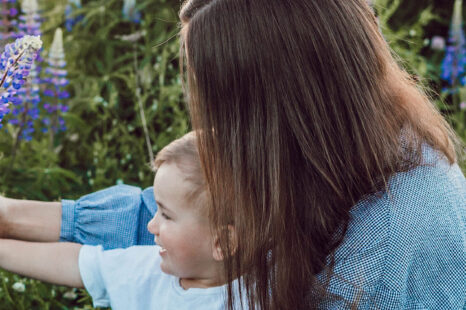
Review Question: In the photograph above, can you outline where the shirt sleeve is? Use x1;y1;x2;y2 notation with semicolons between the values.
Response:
319;158;466;309
372;162;465;310
78;244;161;309
79;245;111;308
60;184;157;249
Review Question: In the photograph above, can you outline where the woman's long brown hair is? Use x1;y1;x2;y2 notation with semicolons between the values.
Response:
179;0;458;309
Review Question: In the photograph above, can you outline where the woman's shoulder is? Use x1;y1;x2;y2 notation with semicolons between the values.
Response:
388;143;465;207
339;144;465;259
326;145;466;308
381;144;465;243
377;145;465;287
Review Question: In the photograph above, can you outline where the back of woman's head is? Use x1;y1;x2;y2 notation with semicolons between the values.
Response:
179;0;458;309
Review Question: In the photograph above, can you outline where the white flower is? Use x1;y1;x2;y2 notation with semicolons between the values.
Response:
19;35;42;51
430;36;445;51
12;282;25;293
63;289;78;300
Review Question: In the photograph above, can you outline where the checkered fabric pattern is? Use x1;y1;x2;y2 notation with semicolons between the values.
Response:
61;185;156;249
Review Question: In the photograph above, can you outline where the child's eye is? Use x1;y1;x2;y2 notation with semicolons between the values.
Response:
161;212;171;220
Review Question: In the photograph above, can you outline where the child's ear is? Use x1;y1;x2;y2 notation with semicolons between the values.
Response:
212;225;237;261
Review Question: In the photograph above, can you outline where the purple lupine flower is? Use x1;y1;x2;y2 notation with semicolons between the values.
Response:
0;0;20;42
64;0;83;32
0;35;42;128
8;0;43;140
122;0;142;24
42;28;68;133
440;0;466;87
17;0;40;37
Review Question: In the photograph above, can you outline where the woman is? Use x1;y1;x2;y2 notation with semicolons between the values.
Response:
1;0;465;309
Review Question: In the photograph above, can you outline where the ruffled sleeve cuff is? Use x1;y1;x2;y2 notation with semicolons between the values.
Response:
60;199;76;242
136;187;158;245
59;184;144;249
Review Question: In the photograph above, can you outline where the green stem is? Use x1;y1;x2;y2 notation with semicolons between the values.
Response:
1;277;15;306
132;34;154;163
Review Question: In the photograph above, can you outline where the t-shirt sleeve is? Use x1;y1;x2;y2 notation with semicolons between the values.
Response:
79;245;111;308
60;184;157;249
78;245;161;309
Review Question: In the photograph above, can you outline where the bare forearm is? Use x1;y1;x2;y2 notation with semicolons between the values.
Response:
0;239;83;288
0;197;61;241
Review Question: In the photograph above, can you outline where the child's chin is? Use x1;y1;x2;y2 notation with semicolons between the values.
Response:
159;261;174;276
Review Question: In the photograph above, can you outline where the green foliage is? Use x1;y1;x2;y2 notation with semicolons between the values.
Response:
1;0;187;200
375;0;438;77
0;273;93;310
1;0;186;308
375;0;466;170
0;0;464;308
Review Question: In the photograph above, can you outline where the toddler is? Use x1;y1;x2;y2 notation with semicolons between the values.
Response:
0;131;239;309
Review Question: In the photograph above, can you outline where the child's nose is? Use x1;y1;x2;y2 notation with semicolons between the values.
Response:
147;214;159;236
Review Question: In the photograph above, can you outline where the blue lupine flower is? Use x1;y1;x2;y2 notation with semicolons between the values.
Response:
122;0;142;24
64;0;83;32
42;28;68;133
7;0;44;140
0;35;42;128
440;0;466;87
0;0;20;41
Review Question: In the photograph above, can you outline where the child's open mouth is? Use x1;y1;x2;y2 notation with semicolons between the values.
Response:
155;239;167;255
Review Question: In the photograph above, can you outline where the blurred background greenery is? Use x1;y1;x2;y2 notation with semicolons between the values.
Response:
0;0;464;308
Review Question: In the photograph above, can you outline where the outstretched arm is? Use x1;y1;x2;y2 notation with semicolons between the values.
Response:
0;185;156;248
0;196;61;242
0;239;83;288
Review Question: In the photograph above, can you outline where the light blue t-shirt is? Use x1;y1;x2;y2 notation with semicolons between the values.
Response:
79;245;235;310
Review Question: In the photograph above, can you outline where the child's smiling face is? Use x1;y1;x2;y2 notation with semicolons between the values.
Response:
147;162;222;288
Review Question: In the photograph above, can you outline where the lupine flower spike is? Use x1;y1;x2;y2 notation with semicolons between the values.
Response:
42;28;69;134
8;0;43;140
122;0;142;24
64;0;83;32
0;35;42;128
18;0;40;37
441;0;466;89
0;0;20;41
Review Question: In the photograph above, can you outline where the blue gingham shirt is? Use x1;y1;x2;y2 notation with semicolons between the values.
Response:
60;145;466;309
